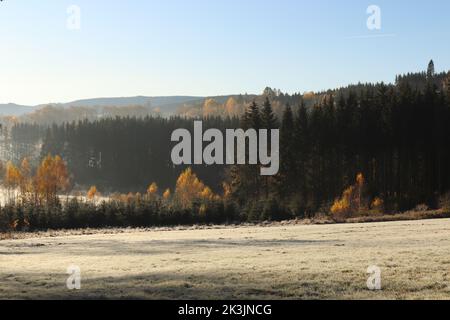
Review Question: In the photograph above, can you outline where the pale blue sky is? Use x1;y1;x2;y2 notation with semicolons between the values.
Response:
1;0;449;105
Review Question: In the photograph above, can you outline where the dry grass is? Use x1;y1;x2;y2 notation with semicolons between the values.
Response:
344;209;450;224
1;218;450;300
3;209;448;241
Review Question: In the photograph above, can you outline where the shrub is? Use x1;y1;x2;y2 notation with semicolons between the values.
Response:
414;204;429;212
331;186;354;220
439;192;450;211
370;197;384;214
247;201;263;222
330;173;384;221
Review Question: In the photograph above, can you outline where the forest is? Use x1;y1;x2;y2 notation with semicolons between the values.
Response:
1;66;450;231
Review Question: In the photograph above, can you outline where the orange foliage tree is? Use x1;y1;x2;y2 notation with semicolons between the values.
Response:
331;173;368;220
175;168;217;208
19;158;32;200
87;186;99;202
34;155;70;204
147;182;158;200
5;161;21;202
163;188;171;200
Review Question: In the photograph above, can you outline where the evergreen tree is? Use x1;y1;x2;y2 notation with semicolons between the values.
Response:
278;103;296;197
260;97;278;198
293;99;310;214
427;60;435;80
261;97;278;129
243;101;261;130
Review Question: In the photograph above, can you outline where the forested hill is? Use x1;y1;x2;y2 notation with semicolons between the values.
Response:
2;63;450;215
1;62;448;124
174;65;450;119
34;77;450;213
0;103;35;116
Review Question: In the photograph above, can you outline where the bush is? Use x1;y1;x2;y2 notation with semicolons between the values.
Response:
246;201;263;222
268;198;291;221
288;198;307;219
330;173;386;221
439;192;450;211
0;187;376;232
414;204;429;212
223;201;239;223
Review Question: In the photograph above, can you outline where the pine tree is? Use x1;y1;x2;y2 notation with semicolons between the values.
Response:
293;99;310;213
444;72;450;98
243;101;261;130
427;60;435;80
261;97;278;129
259;97;278;198
230;102;263;202
278;103;296;197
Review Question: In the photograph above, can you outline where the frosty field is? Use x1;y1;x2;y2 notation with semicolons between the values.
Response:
1;219;450;300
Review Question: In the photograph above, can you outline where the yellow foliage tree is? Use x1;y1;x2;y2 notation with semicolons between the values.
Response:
175;168;215;208
5;161;21;202
224;97;244;117
34;154;70;204
163;188;171;200
371;197;384;213
331;173;372;220
147;182;158;200
331;185;354;219
19;158;32;199
87;186;98;200
200;186;214;201
5;161;21;188
202;98;221;117
222;182;232;199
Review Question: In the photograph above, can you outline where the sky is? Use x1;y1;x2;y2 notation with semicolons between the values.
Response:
0;0;449;105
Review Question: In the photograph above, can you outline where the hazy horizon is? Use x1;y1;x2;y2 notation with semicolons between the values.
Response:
2;61;446;107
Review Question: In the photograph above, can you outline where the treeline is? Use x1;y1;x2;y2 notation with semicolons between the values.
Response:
40;116;239;193
395;71;449;92
1;67;450;231
229;81;450;216
9;80;450;216
0;165;257;232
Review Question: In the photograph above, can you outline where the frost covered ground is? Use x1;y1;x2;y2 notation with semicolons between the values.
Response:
1;219;450;299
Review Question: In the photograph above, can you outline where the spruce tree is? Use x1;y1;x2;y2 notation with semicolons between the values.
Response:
261;97;278;129
427;60;435;80
278;103;296;198
293;99;310;214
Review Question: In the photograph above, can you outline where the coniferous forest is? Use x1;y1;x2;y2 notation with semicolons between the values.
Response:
1;67;450;231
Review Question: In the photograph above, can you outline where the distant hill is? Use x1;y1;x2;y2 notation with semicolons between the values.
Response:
56;96;204;114
0;96;205;118
1;62;447;120
0;103;35;116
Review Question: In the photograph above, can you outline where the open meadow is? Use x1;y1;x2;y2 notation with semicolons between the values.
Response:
1;218;450;300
